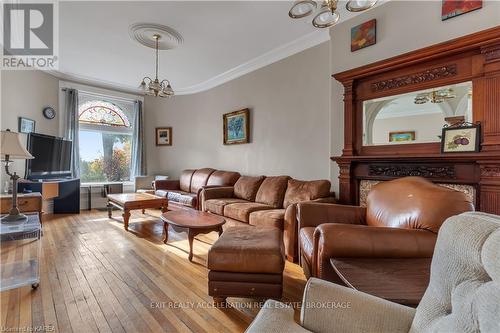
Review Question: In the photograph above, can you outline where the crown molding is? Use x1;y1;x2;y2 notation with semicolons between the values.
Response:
48;29;330;96
175;29;330;95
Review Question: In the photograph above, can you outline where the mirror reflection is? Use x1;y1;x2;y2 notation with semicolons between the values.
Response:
363;82;472;145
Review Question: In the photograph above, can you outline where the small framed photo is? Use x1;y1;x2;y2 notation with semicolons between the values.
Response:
18;117;36;134
389;131;415;143
442;0;482;21
223;108;250;145
351;19;376;52
441;123;480;153
156;127;172;146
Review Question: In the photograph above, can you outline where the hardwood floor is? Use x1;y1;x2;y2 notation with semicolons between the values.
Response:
1;209;307;333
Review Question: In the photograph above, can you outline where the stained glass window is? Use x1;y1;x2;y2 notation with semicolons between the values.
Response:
78;100;130;127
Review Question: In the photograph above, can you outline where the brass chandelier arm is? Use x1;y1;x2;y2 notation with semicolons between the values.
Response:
289;0;377;28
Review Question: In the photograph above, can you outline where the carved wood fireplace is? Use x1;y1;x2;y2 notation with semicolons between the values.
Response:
332;27;500;214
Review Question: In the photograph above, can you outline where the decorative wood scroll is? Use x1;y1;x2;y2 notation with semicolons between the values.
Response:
368;165;456;179
481;45;500;63
371;64;457;92
332;27;500;214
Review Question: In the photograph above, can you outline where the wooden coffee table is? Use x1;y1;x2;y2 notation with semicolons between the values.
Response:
161;210;225;262
107;193;168;230
330;258;431;307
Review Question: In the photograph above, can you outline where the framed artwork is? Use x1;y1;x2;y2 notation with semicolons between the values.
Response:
223;108;250;145
389;131;415;143
441;123;480;153
156;127;172;146
351;19;376;52
441;0;482;21
18;117;36;134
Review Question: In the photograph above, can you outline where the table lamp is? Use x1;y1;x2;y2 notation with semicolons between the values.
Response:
1;129;34;223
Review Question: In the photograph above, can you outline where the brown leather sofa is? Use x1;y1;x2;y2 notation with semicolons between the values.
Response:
154;168;240;210
298;177;474;284
201;176;335;262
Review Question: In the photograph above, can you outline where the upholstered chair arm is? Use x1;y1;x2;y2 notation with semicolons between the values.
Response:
200;186;235;211
284;197;338;262
245;300;311;333
154;179;180;191
312;224;437;279
195;185;233;211
297;203;366;229
300;278;415;333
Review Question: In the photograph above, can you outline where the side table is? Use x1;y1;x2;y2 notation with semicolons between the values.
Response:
330;258;431;307
0;214;42;291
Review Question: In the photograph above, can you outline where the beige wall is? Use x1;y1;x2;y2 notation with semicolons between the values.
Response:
329;0;500;192
1;70;60;181
372;113;445;145
145;42;331;181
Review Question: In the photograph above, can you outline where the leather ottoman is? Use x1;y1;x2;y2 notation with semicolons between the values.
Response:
207;226;285;306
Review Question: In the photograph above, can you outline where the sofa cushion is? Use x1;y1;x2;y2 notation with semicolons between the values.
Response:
255;176;290;208
179;169;196;192
208;226;284;274
167;190;197;208
249;209;285;229
207;170;241;187
205;198;248;215
233;176;265;201
299;227;315;266
155;190;169;198
283;179;331;208
224;202;274;223
190;168;216;193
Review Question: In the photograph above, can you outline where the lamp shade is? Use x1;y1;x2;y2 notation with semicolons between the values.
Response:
0;130;34;160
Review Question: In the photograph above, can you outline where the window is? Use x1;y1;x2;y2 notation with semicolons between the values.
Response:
78;95;135;183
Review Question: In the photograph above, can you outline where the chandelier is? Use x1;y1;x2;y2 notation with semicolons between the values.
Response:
139;34;174;98
289;0;378;28
414;89;456;104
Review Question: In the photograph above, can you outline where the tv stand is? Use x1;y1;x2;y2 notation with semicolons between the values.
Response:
18;178;80;214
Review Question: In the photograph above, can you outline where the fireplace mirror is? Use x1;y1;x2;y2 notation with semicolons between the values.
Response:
363;81;473;146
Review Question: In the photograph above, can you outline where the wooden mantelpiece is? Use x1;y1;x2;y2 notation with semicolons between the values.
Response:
332;27;500;214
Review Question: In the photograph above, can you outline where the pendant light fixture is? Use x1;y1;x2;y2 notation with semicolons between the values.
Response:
139;34;174;98
289;0;378;29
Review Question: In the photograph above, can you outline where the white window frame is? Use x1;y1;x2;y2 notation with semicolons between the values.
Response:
58;81;143;186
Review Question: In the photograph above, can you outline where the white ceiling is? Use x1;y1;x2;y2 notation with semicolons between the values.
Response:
56;1;374;95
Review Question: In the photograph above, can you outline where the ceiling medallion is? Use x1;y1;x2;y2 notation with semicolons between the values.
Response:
129;23;183;50
289;0;378;29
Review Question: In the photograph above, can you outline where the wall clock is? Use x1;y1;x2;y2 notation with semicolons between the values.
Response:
43;107;56;119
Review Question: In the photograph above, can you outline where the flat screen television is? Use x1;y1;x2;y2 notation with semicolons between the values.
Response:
26;133;72;179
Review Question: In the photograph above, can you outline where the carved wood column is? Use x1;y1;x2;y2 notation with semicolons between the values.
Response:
479;163;500;214
342;81;354;156
336;160;353;204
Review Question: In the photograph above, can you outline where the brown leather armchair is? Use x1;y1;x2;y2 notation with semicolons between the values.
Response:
298;177;474;284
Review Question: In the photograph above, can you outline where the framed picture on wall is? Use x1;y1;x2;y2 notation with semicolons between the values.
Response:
351;19;376;52
156;127;172;146
223;108;250;145
18;117;36;134
441;122;480;153
389;131;415;143
441;0;482;21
